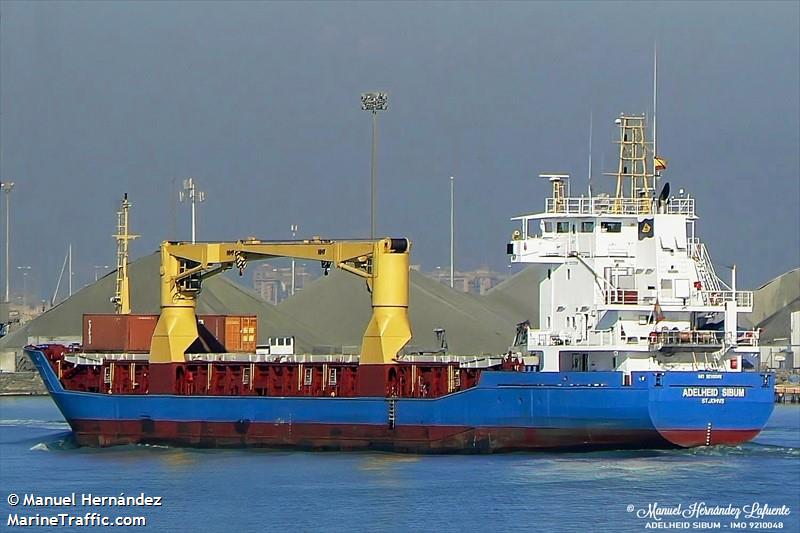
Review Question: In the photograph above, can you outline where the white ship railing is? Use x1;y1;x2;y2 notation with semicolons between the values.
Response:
601;289;752;309
65;351;510;367
649;330;725;347
687;237;722;292
545;196;695;216
664;198;696;215
648;329;759;348
527;329;614;348
527;330;572;347
698;290;753;308
526;327;758;350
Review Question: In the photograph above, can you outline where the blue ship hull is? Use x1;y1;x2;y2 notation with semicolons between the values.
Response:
27;348;775;452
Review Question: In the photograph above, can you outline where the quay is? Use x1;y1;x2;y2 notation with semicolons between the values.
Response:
775;384;800;404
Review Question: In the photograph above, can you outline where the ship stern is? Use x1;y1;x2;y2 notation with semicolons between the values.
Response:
644;371;774;447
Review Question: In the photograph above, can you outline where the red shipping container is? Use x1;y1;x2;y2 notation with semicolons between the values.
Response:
197;315;227;346
84;314;258;353
82;314;159;353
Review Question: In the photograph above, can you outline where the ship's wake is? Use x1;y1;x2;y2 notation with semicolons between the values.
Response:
672;441;800;458
29;434;79;451
0;418;70;430
20;430;798;459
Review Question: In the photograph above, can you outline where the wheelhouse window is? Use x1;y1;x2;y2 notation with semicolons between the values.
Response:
601;221;622;233
527;219;537;237
543;221;554;233
580;221;595;233
556;221;570;233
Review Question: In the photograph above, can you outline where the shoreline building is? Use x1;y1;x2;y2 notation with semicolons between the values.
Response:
252;262;314;305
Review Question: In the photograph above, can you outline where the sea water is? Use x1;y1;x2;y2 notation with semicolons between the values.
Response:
1;396;798;532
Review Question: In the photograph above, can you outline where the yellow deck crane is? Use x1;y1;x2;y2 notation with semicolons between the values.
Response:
148;237;412;378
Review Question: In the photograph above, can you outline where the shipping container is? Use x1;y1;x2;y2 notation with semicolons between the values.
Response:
82;314;158;353
197;315;257;352
223;315;258;352
83;314;258;353
197;315;227;345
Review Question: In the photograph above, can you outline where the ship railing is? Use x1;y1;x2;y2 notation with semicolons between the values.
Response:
603;290;684;306
527;329;576;347
527;330;552;346
528;329;619;348
579;330;615;346
546;197;594;214
687;238;723;292
600;288;753;309
731;329;759;347
65;352;150;366
545;197;695;216
701;290;753;308
649;330;725;347
664;197;695;215
604;289;640;305
649;329;759;348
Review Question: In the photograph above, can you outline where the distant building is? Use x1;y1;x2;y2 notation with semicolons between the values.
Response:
426;266;508;295
252;262;315;305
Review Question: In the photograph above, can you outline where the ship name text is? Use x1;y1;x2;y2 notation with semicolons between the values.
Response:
681;387;746;398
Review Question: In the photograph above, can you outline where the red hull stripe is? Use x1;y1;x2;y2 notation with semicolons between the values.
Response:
68;419;684;452
658;429;761;448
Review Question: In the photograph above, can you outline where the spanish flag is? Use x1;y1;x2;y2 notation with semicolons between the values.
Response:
651;299;665;324
654;157;668;171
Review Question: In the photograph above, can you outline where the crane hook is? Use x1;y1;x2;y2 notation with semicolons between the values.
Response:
235;252;247;276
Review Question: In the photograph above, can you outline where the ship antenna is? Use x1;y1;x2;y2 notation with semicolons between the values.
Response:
588;111;593;198
653;43;658;188
112;193;139;314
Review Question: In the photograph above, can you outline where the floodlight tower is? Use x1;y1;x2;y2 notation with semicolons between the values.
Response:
180;178;206;244
360;91;388;240
450;176;455;288
16;265;30;307
1;181;14;304
290;223;298;297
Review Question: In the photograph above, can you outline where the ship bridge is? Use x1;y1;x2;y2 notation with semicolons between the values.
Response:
505;115;758;369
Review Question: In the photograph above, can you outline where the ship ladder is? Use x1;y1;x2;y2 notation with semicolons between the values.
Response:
387;397;397;429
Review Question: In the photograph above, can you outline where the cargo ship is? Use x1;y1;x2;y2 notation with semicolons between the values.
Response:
26;114;774;452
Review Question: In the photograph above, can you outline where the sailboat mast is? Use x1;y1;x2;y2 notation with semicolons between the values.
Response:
68;244;72;296
51;248;68;306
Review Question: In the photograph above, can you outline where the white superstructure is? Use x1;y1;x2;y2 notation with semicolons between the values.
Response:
508;115;759;375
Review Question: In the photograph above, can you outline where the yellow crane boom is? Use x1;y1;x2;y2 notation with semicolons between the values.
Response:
148;237;412;366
